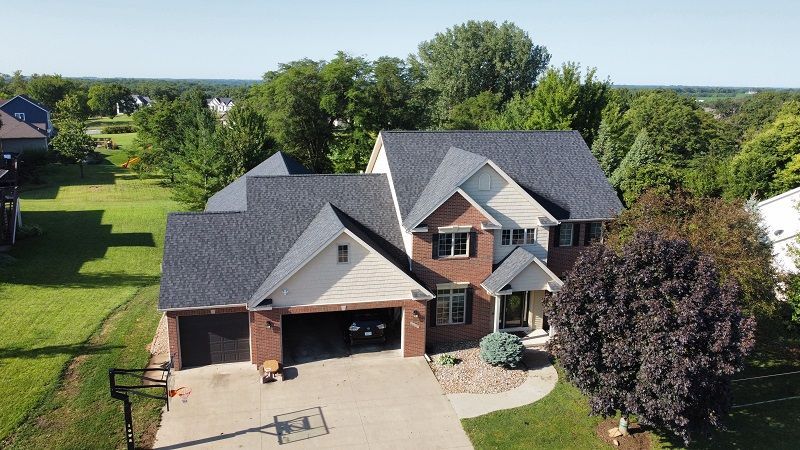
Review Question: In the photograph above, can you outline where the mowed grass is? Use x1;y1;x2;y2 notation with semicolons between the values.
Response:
0;155;178;444
464;320;800;450
462;367;609;450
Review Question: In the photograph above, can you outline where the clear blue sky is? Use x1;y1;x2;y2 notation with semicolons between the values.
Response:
3;0;798;87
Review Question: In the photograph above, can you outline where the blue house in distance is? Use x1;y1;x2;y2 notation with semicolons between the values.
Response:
0;95;53;137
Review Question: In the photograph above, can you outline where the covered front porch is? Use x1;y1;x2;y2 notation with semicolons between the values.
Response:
481;247;563;338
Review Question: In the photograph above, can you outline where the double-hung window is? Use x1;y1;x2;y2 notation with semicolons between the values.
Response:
587;222;603;243
438;232;468;257
436;287;467;325
500;228;537;246
337;244;349;263
558;223;574;246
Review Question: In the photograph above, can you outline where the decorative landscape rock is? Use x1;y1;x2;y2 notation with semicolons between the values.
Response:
428;341;527;394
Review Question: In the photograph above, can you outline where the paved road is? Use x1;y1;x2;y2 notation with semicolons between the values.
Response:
155;355;472;449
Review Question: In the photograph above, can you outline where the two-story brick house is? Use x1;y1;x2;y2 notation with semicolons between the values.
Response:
158;131;622;370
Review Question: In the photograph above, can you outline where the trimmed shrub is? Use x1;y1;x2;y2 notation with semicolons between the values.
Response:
100;125;136;134
479;332;524;368
437;353;459;366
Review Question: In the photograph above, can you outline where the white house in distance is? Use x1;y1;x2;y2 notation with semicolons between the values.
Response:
758;186;800;274
206;97;234;115
116;94;153;115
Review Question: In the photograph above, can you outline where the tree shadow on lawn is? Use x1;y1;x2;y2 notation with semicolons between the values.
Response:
0;342;123;363
4;210;158;288
20;162;120;200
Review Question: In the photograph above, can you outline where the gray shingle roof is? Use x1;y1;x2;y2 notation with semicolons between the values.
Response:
0;110;47;139
159;174;408;310
205;151;309;212
380;131;623;221
482;247;538;294
402;147;487;229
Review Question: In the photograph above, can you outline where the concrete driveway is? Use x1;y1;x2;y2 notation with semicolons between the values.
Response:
154;354;472;449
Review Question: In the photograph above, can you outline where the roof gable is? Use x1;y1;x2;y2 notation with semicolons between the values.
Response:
0;110;48;139
378;131;623;221
205;151;310;212
481;247;563;294
0;95;50;114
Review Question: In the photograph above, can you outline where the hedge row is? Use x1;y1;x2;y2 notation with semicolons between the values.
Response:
100;125;136;134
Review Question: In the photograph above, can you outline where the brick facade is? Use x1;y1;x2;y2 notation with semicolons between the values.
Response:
169;300;427;370
410;192;495;348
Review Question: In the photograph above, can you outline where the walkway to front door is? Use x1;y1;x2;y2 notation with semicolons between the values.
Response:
154;355;472;449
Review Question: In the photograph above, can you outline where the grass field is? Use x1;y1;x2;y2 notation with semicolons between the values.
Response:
0;153;178;447
463;321;800;450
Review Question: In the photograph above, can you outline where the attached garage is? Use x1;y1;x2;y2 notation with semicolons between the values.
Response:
178;312;250;368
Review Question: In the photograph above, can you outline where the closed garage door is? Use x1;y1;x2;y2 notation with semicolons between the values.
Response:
179;313;250;367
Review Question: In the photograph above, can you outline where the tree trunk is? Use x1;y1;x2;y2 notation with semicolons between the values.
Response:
618;414;629;436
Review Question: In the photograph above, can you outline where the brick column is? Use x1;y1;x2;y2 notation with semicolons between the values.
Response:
250;310;283;365
166;311;181;370
402;300;427;357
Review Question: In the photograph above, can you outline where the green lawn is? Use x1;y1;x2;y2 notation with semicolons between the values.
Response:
464;321;800;450
92;132;138;165
0;154;178;447
86;114;134;129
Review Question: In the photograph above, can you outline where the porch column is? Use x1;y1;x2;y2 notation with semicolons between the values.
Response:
493;295;501;332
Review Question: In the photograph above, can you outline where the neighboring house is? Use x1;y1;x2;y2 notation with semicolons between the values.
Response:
0;95;53;137
758;186;800;274
0;110;48;153
206;97;234;115
158;131;623;370
116;94;153;115
0;151;21;248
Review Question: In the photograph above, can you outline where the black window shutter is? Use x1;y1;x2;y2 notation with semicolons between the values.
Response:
584;222;592;246
431;233;439;259
427;298;437;327
469;231;477;257
553;225;560;247
572;223;581;247
464;287;473;324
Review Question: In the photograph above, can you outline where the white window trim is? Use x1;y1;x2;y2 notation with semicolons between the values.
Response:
436;286;467;326
336;244;349;264
438;225;472;233
14;112;25;121
438;231;470;258
559;223;574;247
501;228;537;246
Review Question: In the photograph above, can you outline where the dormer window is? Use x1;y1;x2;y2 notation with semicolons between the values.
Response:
337;244;349;263
14;113;25;121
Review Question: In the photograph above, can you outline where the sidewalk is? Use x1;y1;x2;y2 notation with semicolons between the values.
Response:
446;349;557;419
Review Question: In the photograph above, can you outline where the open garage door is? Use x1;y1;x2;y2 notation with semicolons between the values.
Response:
282;308;401;365
179;313;250;368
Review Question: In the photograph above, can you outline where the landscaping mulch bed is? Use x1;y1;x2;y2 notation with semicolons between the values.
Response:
427;341;527;394
595;417;652;450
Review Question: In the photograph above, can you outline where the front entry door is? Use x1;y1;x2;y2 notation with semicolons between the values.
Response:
501;292;528;329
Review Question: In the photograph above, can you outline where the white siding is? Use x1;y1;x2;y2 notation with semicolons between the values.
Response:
508;263;552;292
460;164;550;262
273;233;419;307
371;144;413;258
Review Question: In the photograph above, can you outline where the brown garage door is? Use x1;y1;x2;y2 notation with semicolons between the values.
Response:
179;313;250;367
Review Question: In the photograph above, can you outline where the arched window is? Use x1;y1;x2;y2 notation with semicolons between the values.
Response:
478;173;491;191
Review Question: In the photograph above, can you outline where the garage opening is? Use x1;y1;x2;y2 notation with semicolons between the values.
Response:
179;312;250;368
282;307;401;365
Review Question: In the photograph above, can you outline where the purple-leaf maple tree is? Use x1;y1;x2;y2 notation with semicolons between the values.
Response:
546;232;756;443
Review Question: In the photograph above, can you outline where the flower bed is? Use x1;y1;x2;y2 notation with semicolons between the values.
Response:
427;341;527;394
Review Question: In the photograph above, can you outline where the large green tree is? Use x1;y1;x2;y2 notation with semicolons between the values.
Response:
608;190;778;317
172;112;229;210
50;119;95;178
418;20;550;123
54;92;90;122
25;74;76;109
250;59;333;172
610;129;680;205
725;101;800;199
492;63;609;145
217;104;274;181
87;83;134;117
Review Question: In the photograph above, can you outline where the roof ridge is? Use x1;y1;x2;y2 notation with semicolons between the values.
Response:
381;130;578;134
247;173;385;179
